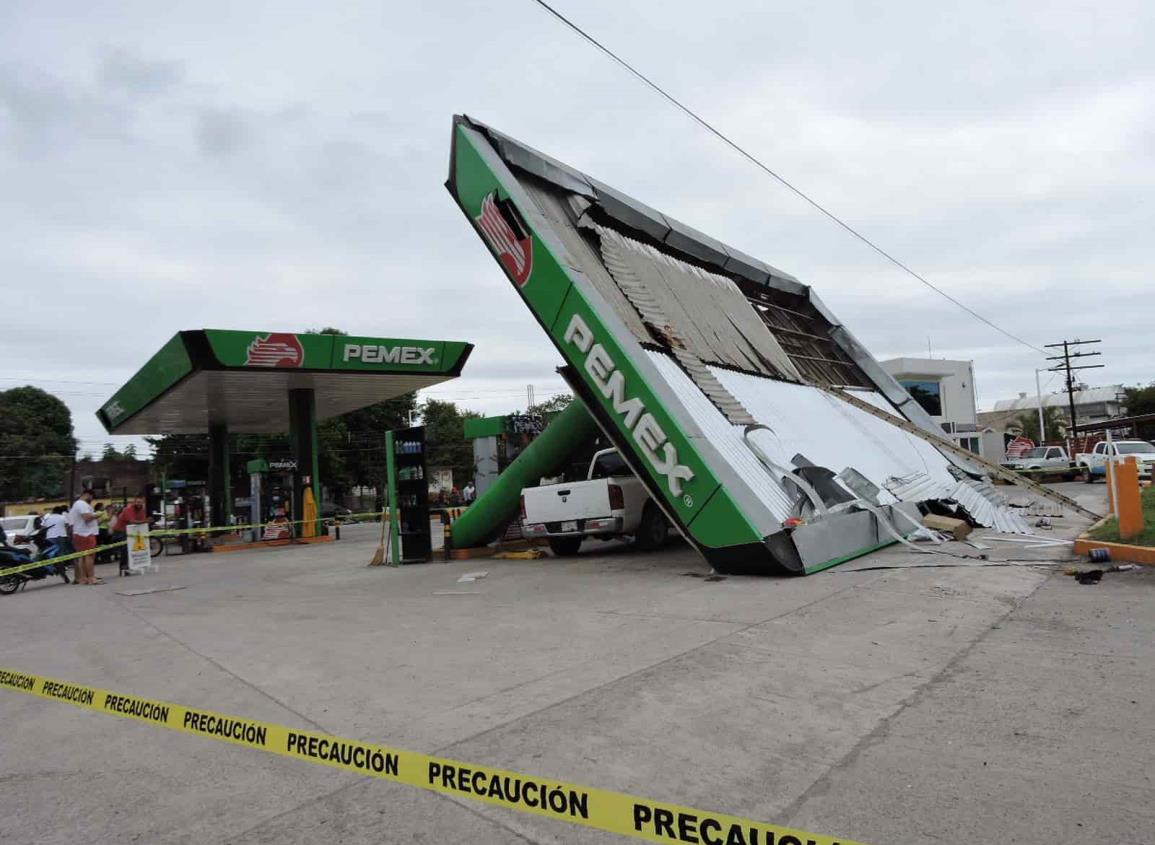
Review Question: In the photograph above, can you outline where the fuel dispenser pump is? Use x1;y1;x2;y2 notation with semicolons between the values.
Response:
246;457;298;541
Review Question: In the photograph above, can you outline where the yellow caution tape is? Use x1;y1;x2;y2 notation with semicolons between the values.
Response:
0;668;863;845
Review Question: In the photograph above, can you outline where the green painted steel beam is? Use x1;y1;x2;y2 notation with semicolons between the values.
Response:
451;402;599;549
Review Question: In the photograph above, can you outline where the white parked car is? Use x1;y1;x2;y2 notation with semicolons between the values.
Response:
519;448;670;556
0;514;39;553
1076;440;1155;483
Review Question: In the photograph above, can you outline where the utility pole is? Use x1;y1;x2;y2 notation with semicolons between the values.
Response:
1044;339;1104;440
1034;368;1047;442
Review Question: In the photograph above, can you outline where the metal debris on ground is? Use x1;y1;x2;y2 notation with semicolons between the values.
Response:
456;571;489;583
1064;564;1140;584
115;586;188;597
1011;498;1065;518
492;549;545;560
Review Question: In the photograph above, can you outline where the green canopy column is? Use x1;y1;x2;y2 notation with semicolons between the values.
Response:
288;388;320;529
208;423;231;527
451;401;598;548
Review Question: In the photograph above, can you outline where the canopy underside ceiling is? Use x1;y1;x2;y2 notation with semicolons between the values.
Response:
110;371;449;434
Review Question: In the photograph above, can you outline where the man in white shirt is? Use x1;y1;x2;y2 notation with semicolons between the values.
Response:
41;506;70;555
69;489;102;585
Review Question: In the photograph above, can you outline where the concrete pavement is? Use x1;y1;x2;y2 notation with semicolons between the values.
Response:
2;482;1151;844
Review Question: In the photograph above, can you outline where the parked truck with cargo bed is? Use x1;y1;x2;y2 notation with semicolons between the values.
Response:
1076;440;1155;482
519;449;670;556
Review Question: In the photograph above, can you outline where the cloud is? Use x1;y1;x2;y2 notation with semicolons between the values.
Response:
195;106;251;156
0;1;1153;450
98;46;182;95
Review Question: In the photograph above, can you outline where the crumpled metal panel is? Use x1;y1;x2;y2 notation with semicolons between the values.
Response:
711;367;960;492
647;352;796;520
647;352;1031;533
884;474;1031;534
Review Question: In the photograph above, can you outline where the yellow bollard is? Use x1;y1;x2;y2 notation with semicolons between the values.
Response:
1116;457;1144;542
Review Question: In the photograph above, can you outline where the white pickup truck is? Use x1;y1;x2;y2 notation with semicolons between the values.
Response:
519;448;670;556
1002;446;1077;480
1076;440;1155;482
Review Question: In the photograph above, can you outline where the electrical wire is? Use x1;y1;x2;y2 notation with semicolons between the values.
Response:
528;0;1047;356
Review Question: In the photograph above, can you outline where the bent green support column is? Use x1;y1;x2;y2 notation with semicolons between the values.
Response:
451;401;599;548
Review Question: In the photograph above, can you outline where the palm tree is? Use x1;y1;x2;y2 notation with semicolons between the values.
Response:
1014;406;1067;443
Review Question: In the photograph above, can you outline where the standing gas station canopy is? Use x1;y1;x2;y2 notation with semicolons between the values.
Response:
97;330;473;435
97;329;472;530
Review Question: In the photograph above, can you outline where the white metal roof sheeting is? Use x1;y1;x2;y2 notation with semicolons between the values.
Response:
647;352;796;522
647;351;1031;533
884;474;1031;534
710;365;960;492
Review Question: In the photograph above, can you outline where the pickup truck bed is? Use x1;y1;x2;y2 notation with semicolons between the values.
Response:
520;449;669;556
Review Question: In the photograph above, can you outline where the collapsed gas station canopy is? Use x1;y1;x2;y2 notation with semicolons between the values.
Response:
447;115;1030;575
97;330;473;435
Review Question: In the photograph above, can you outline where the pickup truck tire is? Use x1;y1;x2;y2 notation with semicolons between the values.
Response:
1082;466;1094;484
548;536;582;557
634;502;669;551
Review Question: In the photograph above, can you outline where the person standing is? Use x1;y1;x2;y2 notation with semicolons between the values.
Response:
462;481;476;504
42;506;71;557
69;489;102;585
95;502;110;551
112;496;150;577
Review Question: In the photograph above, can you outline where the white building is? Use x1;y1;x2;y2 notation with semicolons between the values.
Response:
880;357;986;455
990;385;1124;428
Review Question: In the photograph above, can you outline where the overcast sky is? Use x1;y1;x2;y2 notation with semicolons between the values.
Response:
2;1;1152;457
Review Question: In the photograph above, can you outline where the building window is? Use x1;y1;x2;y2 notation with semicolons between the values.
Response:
899;379;942;416
961;437;980;454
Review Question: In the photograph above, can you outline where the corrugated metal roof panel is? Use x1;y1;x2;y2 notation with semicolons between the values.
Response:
646;354;1032;534
711;366;960;489
647;352;796;522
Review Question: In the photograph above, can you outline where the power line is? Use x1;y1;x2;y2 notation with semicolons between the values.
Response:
528;0;1046;356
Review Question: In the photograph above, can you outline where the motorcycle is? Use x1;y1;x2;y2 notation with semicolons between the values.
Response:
0;539;72;594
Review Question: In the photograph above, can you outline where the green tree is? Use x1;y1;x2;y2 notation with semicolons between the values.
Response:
526;393;573;416
123;443;138;459
340;394;416;491
1014;406;1067;443
420;399;481;486
145;433;210;480
102;442;122;460
0;386;77;501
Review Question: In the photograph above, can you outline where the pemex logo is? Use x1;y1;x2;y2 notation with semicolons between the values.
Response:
475;191;532;286
245;333;304;368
